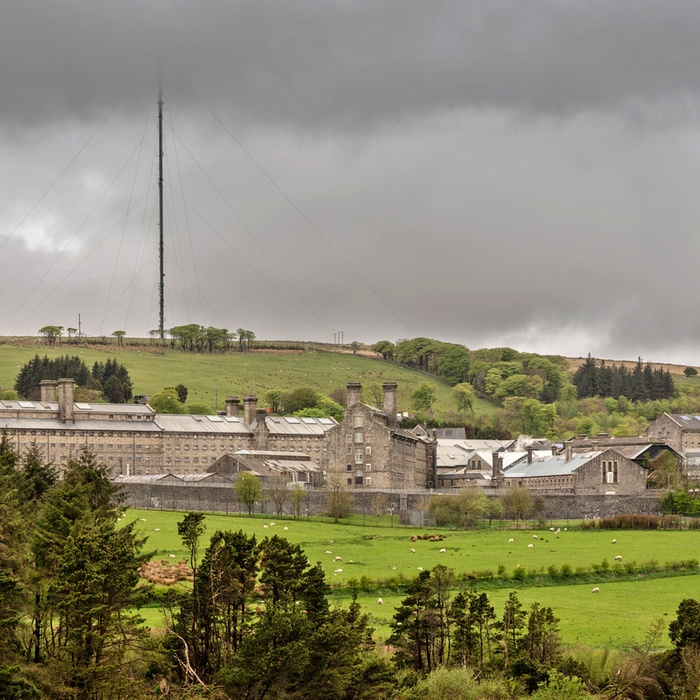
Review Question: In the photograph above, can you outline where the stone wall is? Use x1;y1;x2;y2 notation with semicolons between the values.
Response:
117;482;664;521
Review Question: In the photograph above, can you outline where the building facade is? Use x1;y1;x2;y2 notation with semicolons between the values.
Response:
0;378;434;489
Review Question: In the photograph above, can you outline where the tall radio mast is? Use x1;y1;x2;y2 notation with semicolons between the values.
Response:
157;89;165;342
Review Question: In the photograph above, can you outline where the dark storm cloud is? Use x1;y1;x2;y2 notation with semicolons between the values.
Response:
3;0;700;363
3;1;700;129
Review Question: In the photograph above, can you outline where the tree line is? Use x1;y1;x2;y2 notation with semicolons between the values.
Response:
573;355;676;401
166;325;255;353
14;355;133;403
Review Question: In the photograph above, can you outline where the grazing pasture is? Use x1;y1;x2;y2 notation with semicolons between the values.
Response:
125;508;700;649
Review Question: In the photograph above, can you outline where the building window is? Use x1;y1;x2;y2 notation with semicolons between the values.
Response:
347;478;353;485
347;464;352;472
354;430;363;444
353;415;364;428
603;460;618;484
366;477;372;486
365;446;372;455
366;463;372;471
355;447;364;464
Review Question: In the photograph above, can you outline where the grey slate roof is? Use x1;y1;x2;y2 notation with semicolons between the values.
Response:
665;414;700;430
0;417;161;432
154;414;253;434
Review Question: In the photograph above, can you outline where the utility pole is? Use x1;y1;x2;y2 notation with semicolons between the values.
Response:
158;88;165;343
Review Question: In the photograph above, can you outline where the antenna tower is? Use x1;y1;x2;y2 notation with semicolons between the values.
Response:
158;90;165;342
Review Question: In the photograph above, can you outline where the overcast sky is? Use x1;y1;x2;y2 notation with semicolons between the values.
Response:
2;0;700;364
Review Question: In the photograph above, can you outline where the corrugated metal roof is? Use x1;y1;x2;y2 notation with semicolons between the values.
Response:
505;452;600;478
154;414;252;434
264;416;336;436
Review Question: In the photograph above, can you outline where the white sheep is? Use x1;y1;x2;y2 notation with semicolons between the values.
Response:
411;548;416;553
334;556;342;561
508;538;515;543
377;598;384;604
325;550;332;555
528;544;534;548
615;555;622;561
270;522;275;526
335;568;343;573
417;567;423;571
611;538;616;544
549;527;555;531
532;535;538;539
169;554;176;558
592;587;600;593
263;525;268;529
140;518;146;522
155;528;160;532
439;548;446;553
283;526;289;531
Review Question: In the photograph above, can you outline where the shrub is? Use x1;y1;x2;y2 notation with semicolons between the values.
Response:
560;563;573;578
512;565;527;581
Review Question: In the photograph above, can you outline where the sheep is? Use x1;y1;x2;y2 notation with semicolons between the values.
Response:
283;526;289;531
263;525;268;529
615;555;622;561
270;522;275;526
334;556;342;562
611;538;617;544
334;568;343;573
377;598;384;605
169;554;176;558
439;548;446;553
140;518;147;522
532;535;538;539
417;567;423;571
549;527;555;531
528;544;534;548
508;538;515;543
155;528;161;532
592;587;600;593
325;550;332;555
411;548;416;553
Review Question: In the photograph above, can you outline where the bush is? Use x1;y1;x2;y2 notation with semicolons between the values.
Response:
512;565;527;581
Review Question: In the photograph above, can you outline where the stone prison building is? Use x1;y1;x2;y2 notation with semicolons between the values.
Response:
0;378;435;490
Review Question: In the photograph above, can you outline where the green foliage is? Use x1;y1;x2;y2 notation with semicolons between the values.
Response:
412;382;437;415
684;366;698;377
183;401;212;414
282;387;319;413
261;388;283;413
14;355;92;399
174;383;188;403
452;382;475;415
530;670;592;700
234;472;263;516
148;387;185;414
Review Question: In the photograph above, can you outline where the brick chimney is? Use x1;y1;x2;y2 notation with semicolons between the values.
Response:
526;445;534;464
564;441;573;462
243;395;257;424
382;382;398;427
40;379;57;403
57;378;74;423
551;445;559;456
225;396;240;417
346;382;362;407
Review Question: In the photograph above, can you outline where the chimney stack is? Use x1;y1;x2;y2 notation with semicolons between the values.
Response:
40;379;57;404
243;395;257;424
225;396;240;417
57;378;74;423
382;382;398;427
564;441;573;462
491;451;503;480
551;445;559;456
526;445;534;464
346;382;362;407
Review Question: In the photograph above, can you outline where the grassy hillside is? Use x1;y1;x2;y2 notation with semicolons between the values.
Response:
0;342;497;419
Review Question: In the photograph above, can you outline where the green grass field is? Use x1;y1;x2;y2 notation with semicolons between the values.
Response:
0;342;497;419
125;508;700;650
